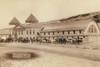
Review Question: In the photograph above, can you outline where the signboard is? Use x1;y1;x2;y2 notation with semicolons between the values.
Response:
12;52;32;59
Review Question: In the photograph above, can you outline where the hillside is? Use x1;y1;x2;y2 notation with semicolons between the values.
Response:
59;11;100;22
43;11;100;25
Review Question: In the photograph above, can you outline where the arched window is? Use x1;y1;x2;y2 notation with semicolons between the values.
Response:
88;25;97;33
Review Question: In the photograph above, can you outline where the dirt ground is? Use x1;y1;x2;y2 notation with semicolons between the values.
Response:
0;42;100;67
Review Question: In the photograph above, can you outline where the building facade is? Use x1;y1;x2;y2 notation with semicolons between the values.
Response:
0;28;13;40
9;13;100;43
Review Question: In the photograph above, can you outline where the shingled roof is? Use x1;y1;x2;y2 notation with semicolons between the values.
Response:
25;14;38;23
18;19;94;32
41;19;94;32
9;17;21;25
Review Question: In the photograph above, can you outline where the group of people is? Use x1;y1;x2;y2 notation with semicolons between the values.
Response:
0;37;83;44
0;37;13;43
17;37;83;44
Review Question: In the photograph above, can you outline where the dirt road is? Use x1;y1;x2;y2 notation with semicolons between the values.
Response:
0;43;100;67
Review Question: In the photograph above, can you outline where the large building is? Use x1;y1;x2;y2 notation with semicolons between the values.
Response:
9;12;100;43
0;28;13;40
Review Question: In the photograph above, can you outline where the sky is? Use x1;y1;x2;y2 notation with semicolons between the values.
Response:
0;0;100;29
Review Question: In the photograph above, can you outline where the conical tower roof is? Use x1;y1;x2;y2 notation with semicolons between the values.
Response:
25;14;38;23
9;17;21;25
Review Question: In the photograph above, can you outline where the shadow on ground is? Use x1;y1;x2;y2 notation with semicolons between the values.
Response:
5;52;40;60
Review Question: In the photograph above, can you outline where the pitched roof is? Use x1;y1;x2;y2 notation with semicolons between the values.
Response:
13;24;25;30
41;19;94;32
21;20;60;28
25;14;38;23
21;23;42;28
19;19;94;32
9;17;21;25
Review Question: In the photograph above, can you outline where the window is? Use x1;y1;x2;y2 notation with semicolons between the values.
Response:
19;31;20;35
83;36;85;38
21;31;23;35
88;25;97;33
53;32;54;35
79;30;82;34
73;30;75;34
48;32;50;35
33;30;34;34
26;30;28;34
62;31;64;34
68;31;70;34
30;30;31;34
26;37;28;40
53;37;55;39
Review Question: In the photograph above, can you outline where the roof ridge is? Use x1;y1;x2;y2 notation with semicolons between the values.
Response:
25;14;38;23
9;17;21;25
